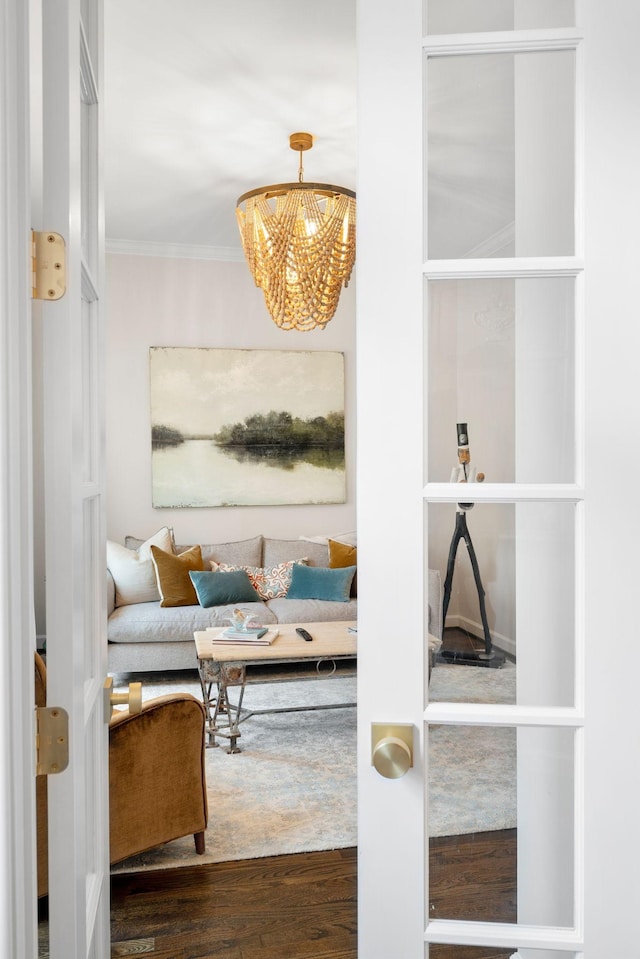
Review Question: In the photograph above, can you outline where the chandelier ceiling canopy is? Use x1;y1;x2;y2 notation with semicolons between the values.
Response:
236;133;356;332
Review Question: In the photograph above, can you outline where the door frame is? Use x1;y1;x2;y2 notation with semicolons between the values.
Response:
40;0;110;954
0;0;39;955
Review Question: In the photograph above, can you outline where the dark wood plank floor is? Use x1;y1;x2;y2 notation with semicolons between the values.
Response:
110;830;516;959
110;847;357;959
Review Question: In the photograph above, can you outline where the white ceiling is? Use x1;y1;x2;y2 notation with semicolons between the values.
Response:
103;0;357;257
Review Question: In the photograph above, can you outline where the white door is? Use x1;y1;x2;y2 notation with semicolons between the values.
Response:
0;0;40;955
357;2;640;957
37;0;109;956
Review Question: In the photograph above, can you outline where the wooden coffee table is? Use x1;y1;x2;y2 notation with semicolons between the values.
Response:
194;620;357;752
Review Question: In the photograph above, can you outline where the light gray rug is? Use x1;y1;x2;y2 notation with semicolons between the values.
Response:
429;662;517;838
111;662;516;873
111;671;357;874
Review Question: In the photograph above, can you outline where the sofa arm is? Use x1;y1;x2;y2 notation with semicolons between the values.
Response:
427;568;443;640
108;693;208;864
107;567;116;618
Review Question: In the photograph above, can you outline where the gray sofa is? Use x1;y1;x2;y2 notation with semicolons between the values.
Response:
108;534;353;672
107;532;442;673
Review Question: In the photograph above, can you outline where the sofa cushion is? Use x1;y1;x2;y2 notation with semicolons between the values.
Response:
174;535;263;569
328;538;357;597
286;564;356;602
266;597;358;624
211;559;306;601
262;537;328;568
107;600;276;644
150;545;206;608
107;527;174;607
189;570;261;607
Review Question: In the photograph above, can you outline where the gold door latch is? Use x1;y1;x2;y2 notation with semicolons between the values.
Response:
103;676;143;722
35;706;69;776
371;723;414;779
31;230;66;300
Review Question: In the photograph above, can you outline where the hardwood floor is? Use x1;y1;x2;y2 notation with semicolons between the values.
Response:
110;830;516;959
429;830;517;959
110;848;358;959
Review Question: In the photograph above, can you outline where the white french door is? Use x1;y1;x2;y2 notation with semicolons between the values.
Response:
357;1;640;957
0;0;39;955
38;0;109;956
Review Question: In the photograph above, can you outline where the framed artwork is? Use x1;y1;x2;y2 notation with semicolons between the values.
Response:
149;347;346;508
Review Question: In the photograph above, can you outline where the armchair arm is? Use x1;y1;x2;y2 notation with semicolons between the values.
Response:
109;693;208;864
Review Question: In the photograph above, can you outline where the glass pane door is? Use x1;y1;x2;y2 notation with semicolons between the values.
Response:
423;14;583;956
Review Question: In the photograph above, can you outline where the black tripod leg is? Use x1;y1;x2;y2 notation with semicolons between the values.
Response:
460;518;493;654
442;512;464;628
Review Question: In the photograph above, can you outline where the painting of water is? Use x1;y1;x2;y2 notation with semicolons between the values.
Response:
149;348;346;507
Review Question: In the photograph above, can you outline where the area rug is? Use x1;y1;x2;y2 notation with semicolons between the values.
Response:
111;671;357;874
429;661;517;837
111;662;516;874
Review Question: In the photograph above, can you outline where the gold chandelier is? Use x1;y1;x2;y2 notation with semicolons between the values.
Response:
236;133;356;332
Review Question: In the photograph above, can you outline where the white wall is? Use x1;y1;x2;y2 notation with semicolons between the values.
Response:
427;278;516;650
105;252;357;548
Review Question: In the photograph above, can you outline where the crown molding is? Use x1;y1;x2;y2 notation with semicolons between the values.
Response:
105;238;245;262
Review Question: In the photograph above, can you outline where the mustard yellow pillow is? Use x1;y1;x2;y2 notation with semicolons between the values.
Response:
150;544;205;607
328;539;357;597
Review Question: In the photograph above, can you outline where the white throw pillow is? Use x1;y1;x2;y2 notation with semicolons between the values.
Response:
107;527;174;607
299;530;357;547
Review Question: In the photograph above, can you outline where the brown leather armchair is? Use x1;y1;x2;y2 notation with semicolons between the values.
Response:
35;652;208;896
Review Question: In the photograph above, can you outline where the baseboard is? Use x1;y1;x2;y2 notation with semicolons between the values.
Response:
445;614;516;660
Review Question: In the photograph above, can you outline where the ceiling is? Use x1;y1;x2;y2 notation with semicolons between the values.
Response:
103;0;357;258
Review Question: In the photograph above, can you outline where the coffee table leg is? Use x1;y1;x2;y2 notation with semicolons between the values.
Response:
217;664;248;754
197;662;214;747
197;659;250;753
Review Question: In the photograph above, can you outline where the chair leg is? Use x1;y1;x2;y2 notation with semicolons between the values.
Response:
194;831;205;855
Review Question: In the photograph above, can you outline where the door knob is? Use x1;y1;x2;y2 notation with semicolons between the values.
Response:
371;723;413;779
103;676;142;721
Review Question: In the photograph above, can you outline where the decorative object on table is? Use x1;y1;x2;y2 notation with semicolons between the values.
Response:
236;132;356;332
229;608;261;631
438;422;505;669
149;347;345;508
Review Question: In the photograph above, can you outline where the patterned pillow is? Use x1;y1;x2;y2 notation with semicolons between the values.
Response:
210;559;307;601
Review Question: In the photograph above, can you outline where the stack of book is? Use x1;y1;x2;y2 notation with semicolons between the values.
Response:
207;626;279;645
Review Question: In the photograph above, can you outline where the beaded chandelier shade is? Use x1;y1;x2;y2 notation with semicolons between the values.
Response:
236;133;356;332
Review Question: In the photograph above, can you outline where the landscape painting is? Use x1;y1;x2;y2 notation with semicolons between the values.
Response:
149;347;346;508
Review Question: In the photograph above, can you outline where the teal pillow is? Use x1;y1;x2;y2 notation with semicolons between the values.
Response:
189;569;261;607
286;564;356;602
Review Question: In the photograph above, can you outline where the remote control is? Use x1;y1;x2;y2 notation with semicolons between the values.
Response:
296;627;313;642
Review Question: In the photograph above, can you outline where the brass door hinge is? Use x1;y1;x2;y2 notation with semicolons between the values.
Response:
31;230;66;300
35;706;69;776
